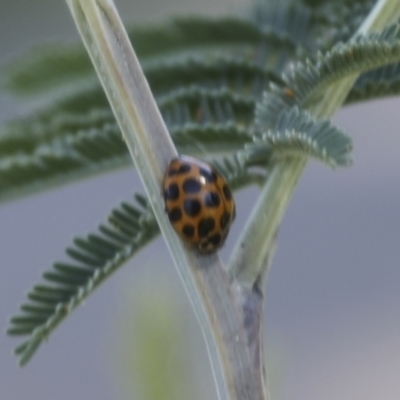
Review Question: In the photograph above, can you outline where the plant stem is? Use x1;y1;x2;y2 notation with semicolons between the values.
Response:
229;157;305;286
65;1;267;399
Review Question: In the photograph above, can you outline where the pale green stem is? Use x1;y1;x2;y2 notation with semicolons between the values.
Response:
230;157;305;285
228;0;400;285
65;1;266;399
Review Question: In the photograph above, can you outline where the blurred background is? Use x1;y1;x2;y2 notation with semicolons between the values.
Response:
1;1;399;399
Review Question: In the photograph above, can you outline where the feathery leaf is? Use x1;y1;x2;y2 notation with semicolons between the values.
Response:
346;62;400;104
252;1;319;51
312;0;376;49
144;57;284;97
257;20;400;129
242;106;352;167
171;123;252;153
159;85;255;128
2;16;298;97
0;115;254;203
7;193;158;366
0;13;294;202
0;11;311;203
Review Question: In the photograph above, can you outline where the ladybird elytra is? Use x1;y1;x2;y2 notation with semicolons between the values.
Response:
163;155;236;253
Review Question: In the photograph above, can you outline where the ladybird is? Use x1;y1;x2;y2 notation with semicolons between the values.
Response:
163;155;236;253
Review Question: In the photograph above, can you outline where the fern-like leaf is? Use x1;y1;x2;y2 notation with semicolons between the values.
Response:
7;157;264;365
252;0;376;53
0;83;258;202
144;57;284;97
0;12;314;202
159;85;256;128
171;123;252;153
0;118;253;202
312;0;376;49
1;77;257;157
252;1;319;51
1;17;299;97
7;193;158;366
346;62;400;103
242;106;352;167
257;20;400;129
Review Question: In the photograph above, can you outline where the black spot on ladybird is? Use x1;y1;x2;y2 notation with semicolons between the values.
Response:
222;184;232;201
168;208;182;222
198;218;215;238
199;167;217;183
183;178;202;194
204;192;221;208
182;224;195;238
164;183;179;201
178;164;191;174
220;212;231;230
183;199;201;217
208;233;222;246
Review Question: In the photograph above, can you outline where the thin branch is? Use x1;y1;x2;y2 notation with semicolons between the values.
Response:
229;158;303;286
65;1;267;399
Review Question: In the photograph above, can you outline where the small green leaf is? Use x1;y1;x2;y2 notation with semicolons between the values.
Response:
7;193;159;366
346;61;400;104
243;106;352;167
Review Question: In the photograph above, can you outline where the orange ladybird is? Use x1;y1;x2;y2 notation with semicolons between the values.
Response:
163;155;236;253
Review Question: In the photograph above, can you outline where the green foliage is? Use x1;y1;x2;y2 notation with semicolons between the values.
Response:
1;17;298;97
158;85;255;128
257;20;400;129
3;6;389;202
1;15;292;201
0;89;255;202
346;62;400;103
144;57;284;96
171;123;252;153
252;0;376;50
1;44;93;96
7;193;158;366
243;106;352;167
311;0;376;47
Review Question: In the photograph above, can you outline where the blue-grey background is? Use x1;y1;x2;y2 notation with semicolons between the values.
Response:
1;1;399;399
